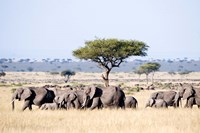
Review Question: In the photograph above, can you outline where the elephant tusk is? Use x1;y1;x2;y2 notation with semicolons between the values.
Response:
81;104;85;109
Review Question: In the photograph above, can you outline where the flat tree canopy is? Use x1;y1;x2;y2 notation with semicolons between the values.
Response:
61;70;75;83
73;38;148;86
137;62;161;84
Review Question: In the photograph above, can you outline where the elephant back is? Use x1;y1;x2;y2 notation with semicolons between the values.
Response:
29;87;49;105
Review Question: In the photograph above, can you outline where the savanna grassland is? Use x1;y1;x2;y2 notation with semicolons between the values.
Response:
0;72;200;133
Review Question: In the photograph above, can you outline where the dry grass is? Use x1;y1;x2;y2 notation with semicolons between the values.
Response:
0;72;200;133
1;109;200;133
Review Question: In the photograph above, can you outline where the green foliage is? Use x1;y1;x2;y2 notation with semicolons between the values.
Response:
178;70;192;75
73;39;148;67
27;67;34;72
137;62;161;75
134;69;143;75
73;38;148;68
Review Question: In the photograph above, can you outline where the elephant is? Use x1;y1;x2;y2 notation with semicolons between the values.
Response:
54;91;78;109
11;87;55;111
82;85;125;109
53;88;88;109
178;84;200;108
40;103;58;110
125;96;138;109
145;98;168;108
184;97;199;108
146;90;181;108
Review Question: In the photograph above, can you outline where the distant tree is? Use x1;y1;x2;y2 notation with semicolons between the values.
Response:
49;71;59;80
1;65;8;69
137;62;161;84
50;72;60;75
27;67;34;72
178;70;192;80
61;70;75;83
0;71;6;78
73;38;148;86
178;70;192;75
1;65;8;71
134;69;143;82
8;59;13;63
168;71;176;75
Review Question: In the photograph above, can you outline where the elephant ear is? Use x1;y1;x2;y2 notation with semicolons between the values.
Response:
151;92;158;99
174;92;180;103
183;86;195;100
21;88;32;100
85;86;96;100
149;99;155;107
66;93;77;102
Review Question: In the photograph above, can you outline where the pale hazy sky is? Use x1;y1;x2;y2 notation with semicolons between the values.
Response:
0;0;200;60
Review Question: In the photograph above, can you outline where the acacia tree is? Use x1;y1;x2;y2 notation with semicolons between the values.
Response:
137;62;160;84
0;71;6;78
61;70;76;83
134;69;143;82
73;38;148;87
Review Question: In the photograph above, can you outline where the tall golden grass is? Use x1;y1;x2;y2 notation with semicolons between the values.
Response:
0;72;200;133
0;87;200;133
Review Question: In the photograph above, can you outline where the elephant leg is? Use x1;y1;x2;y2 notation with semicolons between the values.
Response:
90;97;100;110
66;102;71;109
74;99;80;109
188;98;194;108
22;100;31;111
184;100;188;108
28;104;32;111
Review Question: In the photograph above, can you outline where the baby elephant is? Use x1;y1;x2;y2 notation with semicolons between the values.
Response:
125;96;138;109
40;103;58;110
145;99;168;108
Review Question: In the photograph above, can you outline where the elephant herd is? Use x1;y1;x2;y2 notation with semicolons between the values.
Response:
11;83;200;111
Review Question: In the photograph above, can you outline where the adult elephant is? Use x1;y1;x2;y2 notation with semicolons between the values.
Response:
12;87;55;111
178;84;200;108
82;86;125;109
145;90;181;108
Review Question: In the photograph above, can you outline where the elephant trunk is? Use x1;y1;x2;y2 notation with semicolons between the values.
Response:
11;97;15;111
174;92;181;108
82;96;89;109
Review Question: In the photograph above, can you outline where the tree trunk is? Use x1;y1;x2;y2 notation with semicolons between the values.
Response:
146;74;149;85
151;72;154;84
64;75;70;83
102;70;110;87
